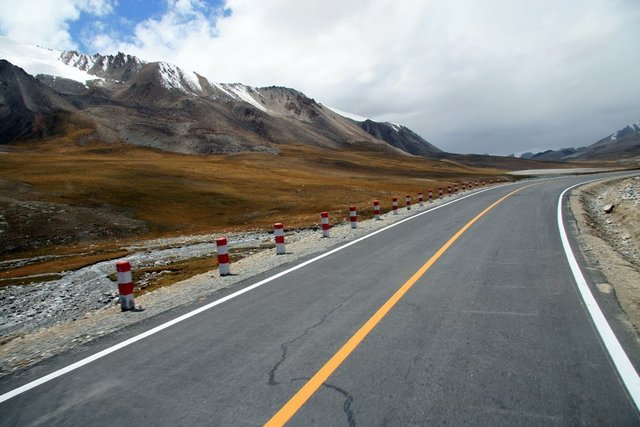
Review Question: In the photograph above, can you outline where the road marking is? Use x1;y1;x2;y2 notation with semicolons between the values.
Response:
557;181;640;410
265;186;528;426
0;185;506;404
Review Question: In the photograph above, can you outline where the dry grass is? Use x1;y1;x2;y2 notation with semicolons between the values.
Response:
0;139;504;230
0;136;508;282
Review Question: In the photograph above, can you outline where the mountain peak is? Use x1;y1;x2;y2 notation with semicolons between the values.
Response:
154;61;202;94
1;38;443;157
58;50;145;82
610;120;640;141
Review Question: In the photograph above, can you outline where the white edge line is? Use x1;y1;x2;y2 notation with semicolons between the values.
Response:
0;185;502;403
557;179;640;410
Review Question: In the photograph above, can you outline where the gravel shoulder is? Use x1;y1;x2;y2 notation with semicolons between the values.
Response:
570;175;640;336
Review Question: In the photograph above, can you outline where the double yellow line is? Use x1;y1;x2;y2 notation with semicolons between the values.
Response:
266;185;529;426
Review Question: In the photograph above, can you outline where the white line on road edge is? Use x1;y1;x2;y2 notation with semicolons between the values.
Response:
0;185;505;404
558;181;640;410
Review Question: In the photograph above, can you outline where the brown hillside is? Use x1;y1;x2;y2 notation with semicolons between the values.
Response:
0;136;507;260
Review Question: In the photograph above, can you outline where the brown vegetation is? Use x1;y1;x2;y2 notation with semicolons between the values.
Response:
0;135;508;283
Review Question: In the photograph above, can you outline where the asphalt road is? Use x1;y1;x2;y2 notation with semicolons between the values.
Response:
1;173;639;425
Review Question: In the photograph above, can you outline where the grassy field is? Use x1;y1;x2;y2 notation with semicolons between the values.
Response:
0;135;510;284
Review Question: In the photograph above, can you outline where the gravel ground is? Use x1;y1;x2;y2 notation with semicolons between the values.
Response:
0;189;490;377
0;232;272;338
571;175;640;336
581;176;640;268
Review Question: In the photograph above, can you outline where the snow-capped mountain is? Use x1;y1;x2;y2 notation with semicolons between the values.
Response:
58;50;144;82
515;120;640;161
325;105;441;156
0;37;440;156
609;121;640;142
0;37;98;84
583;120;640;160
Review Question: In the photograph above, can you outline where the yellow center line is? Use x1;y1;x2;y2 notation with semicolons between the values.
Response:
265;185;531;426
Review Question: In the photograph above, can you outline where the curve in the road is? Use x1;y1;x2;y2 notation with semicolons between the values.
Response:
2;173;639;426
557;181;640;408
266;185;532;425
0;184;503;404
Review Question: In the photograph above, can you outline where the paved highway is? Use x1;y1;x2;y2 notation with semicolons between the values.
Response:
1;173;639;425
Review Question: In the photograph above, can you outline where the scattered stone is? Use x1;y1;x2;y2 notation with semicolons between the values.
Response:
603;204;616;214
596;283;614;294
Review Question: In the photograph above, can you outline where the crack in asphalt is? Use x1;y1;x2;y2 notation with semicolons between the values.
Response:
322;382;356;427
268;301;345;386
291;377;356;426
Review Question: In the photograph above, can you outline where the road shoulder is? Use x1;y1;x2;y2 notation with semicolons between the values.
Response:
570;176;640;338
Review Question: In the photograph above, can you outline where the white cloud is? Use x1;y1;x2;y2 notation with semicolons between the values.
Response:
0;0;115;50
4;0;640;154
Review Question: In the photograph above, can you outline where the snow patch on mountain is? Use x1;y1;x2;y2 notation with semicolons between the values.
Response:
157;62;202;94
60;51;100;72
610;120;640;141
325;105;371;122
0;36;101;84
220;83;268;112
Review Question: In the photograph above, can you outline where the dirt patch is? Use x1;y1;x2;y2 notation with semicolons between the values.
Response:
571;176;640;335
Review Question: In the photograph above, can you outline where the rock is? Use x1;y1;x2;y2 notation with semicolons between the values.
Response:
603;204;615;214
596;283;614;294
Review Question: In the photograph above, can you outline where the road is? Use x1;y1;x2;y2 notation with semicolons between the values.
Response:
1;173;639;425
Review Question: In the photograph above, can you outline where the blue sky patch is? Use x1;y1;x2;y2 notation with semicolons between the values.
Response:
68;0;229;54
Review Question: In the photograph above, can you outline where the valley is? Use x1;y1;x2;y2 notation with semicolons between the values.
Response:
0;135;519;286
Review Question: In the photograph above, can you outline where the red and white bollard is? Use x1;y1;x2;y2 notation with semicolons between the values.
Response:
320;212;330;237
447;185;452;196
392;197;398;215
349;206;358;228
116;260;136;311
405;194;411;210
274;223;286;254
216;237;230;276
438;188;443;199
490;179;494;184
373;200;381;220
482;180;486;186
428;189;433;203
454;184;458;194
418;192;424;207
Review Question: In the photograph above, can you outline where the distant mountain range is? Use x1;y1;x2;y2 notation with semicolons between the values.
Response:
515;121;640;161
0;37;441;156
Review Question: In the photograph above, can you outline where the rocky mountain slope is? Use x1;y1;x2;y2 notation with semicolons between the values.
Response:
580;122;640;160
0;60;76;142
0;38;440;156
519;121;640;161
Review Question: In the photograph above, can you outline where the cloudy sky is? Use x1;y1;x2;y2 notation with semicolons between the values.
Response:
1;0;638;155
